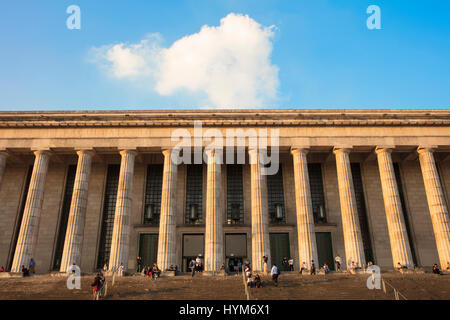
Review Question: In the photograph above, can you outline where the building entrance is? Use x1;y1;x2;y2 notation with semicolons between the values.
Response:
316;232;334;270
139;234;158;268
182;234;204;272
225;233;247;273
270;233;291;269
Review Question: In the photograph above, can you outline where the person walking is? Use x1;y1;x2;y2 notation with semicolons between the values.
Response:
300;262;306;274
271;264;279;286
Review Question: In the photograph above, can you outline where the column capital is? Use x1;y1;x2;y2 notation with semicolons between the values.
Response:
375;147;394;155
417;146;436;155
162;148;172;157
76;149;95;157
291;147;309;156
119;149;138;156
33;149;52;157
333;147;352;155
0;151;9;159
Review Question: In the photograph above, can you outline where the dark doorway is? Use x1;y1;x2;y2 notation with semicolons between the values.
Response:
316;232;334;270
139;234;158;268
225;233;247;272
182;234;204;272
269;233;290;269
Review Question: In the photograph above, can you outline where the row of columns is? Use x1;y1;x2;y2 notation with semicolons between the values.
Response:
4;146;450;272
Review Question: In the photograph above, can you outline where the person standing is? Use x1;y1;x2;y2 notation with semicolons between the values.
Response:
334;255;342;272
271;264;279;286
263;255;269;274
118;263;124;276
310;260;316;275
282;257;288;271
136;256;142;273
189;259;196;277
288;258;294;271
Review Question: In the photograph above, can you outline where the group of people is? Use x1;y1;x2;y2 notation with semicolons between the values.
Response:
91;272;106;300
189;256;204;277
245;263;263;288
141;263;162;279
281;257;294;271
18;258;36;277
432;262;450;275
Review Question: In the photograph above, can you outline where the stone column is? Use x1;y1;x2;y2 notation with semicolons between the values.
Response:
291;148;319;271
0;151;7;264
204;148;224;272
108;150;137;271
375;147;414;268
157;149;178;271
333;148;366;269
11;150;51;272
59;150;94;272
249;149;271;272
0;152;7;189
418;147;450;269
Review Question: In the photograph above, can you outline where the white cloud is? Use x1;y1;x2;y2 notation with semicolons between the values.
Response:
89;13;279;108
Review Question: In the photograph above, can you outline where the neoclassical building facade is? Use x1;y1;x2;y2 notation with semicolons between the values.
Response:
0;109;449;274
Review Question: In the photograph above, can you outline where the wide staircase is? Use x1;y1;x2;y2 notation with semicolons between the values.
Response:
0;271;448;300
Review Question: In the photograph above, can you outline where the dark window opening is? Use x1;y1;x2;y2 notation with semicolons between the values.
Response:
185;165;203;224
7;165;33;271
143;164;163;225
226;165;244;224
308;163;327;223
393;163;418;266
52;165;77;270
97;164;120;269
351;163;374;264
267;165;285;224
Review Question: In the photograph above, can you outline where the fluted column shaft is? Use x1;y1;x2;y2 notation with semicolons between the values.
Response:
0;152;7;189
157;149;178;271
291;148;319;270
418;148;450;268
11;150;51;272
249;149;271;271
333;148;366;269
376;148;414;268
59;150;94;272
108;150;137;271
204;149;224;271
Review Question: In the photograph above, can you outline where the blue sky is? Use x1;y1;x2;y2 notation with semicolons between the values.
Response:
0;0;449;110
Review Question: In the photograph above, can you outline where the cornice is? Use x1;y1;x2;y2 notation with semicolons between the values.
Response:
0;109;449;128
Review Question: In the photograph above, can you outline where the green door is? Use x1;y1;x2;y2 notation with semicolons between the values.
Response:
139;234;159;267
315;232;334;270
269;233;290;268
